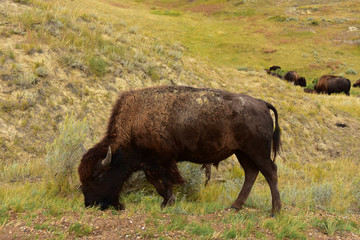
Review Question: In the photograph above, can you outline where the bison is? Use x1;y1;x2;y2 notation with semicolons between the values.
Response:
283;71;306;87
265;65;283;79
315;75;351;95
353;79;360;88
78;86;282;215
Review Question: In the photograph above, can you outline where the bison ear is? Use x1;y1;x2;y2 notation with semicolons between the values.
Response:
101;146;112;167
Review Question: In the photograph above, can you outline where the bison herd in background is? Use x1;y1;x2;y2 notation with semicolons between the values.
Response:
266;65;359;95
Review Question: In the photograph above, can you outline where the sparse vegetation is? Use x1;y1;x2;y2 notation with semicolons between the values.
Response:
44;114;88;193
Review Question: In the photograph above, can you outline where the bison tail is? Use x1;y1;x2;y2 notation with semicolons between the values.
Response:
266;102;281;162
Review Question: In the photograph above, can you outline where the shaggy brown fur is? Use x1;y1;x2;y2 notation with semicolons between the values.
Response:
78;85;282;214
315;75;351;95
283;71;306;87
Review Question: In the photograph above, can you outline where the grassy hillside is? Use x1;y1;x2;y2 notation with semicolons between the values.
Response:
0;0;359;239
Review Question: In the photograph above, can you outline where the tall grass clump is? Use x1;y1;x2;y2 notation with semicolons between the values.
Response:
263;215;307;240
44;114;88;194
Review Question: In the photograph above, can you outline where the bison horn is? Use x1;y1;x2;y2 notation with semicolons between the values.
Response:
101;146;112;167
80;144;87;154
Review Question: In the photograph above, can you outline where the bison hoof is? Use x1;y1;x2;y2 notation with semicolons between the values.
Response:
115;203;125;210
229;205;242;212
161;195;175;209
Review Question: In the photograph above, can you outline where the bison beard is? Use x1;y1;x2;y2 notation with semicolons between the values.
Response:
78;86;282;215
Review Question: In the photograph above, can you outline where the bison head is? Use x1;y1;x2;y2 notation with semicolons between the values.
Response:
78;146;126;210
297;77;307;87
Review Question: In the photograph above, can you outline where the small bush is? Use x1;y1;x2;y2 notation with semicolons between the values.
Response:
269;15;288;22
129;26;138;34
88;56;107;76
312;182;333;208
147;67;160;82
35;66;48;78
168;50;182;60
45;114;88;193
237;66;252;72
14;72;37;88
153;43;164;54
345;68;357;75
69;222;92;237
176;162;204;201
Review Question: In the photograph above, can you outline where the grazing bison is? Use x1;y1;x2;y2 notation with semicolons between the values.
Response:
353;79;360;87
315;75;351;95
78;86;282;214
283;71;306;87
269;65;281;72
265;65;283;79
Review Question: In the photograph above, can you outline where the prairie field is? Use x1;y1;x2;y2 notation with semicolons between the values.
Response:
0;0;359;239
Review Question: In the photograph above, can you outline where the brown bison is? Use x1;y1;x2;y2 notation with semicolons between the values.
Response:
315;75;351;95
78;86;282;215
283;71;306;87
265;65;283;79
353;79;360;87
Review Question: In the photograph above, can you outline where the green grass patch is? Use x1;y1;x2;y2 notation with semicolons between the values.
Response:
68;222;93;237
263;215;307;240
88;56;108;76
151;9;181;17
186;222;214;237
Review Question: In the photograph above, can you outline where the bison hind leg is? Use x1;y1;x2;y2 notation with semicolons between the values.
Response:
231;151;259;210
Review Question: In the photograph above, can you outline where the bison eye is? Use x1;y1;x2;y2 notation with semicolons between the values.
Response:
95;174;104;182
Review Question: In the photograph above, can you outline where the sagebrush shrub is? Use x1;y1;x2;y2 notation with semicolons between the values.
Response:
312;182;333;208
45;114;88;192
176;162;204;201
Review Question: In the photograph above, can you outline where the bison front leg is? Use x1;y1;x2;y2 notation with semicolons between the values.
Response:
161;177;175;208
144;171;174;208
201;164;212;186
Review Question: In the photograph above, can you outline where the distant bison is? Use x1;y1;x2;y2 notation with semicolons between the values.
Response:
283;71;306;87
78;86;282;215
353;79;360;87
269;65;281;72
315;75;351;95
265;66;283;79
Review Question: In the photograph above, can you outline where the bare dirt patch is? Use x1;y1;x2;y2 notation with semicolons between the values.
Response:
102;0;129;9
186;4;225;16
1;208;360;239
